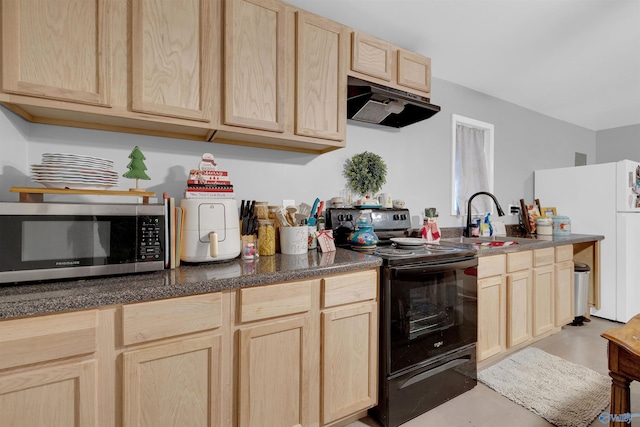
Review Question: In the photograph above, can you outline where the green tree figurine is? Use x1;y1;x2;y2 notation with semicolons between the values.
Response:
123;146;151;191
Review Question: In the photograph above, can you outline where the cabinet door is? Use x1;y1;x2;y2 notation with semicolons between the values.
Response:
123;335;222;427
238;316;310;427
351;32;392;81
0;360;97;427
477;274;506;361
131;0;215;121
1;0;110;106
224;0;285;132
296;11;347;141
506;270;531;348
555;261;575;325
397;49;431;94
532;265;555;336
321;301;377;424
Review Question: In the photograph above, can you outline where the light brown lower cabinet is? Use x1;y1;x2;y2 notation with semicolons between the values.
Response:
0;359;98;427
0;268;378;427
506;269;532;347
237;316;311;427
122;335;223;427
321;301;378;424
505;251;532;348
554;245;575;326
532;248;555;337
478;245;579;364
235;270;379;427
476;254;507;362
119;293;226;427
0;310;99;427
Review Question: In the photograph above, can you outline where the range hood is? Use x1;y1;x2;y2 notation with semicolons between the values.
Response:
347;76;441;128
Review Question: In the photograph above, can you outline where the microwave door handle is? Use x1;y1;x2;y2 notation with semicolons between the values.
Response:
209;232;219;258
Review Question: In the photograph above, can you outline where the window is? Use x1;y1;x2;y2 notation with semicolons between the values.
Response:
451;114;494;216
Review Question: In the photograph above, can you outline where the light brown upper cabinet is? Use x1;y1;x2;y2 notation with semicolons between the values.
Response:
351;32;393;81
1;0;111;107
349;30;432;98
223;0;286;132
216;2;347;152
1;0;433;152
295;11;348;142
131;0;216;122
397;49;431;93
0;0;218;140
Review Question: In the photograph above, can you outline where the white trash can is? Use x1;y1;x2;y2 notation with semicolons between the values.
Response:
572;262;590;326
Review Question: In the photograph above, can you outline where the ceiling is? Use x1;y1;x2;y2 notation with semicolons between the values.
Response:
286;0;640;131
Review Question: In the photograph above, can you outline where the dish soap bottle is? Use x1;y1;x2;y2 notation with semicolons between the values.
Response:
480;213;493;237
348;210;378;252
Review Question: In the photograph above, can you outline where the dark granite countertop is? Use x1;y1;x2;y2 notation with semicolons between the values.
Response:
0;249;382;320
441;233;603;256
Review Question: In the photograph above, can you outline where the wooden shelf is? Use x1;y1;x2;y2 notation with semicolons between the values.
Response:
10;187;156;204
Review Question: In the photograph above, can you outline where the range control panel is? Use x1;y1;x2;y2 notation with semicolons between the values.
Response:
327;208;412;232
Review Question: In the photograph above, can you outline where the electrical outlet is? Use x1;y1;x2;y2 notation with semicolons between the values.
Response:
508;204;520;215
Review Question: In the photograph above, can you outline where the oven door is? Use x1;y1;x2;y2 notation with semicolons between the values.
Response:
382;256;477;375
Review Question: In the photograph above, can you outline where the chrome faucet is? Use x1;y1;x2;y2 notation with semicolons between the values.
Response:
465;191;506;237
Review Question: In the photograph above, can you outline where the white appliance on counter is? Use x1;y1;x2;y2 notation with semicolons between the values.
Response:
180;199;241;263
535;159;640;323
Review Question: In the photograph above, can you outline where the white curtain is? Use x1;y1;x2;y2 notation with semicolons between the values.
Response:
455;124;491;215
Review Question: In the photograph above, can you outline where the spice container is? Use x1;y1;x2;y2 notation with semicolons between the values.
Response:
268;206;281;252
255;202;269;220
308;225;318;250
257;219;276;256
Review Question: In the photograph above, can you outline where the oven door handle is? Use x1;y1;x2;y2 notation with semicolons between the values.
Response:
391;257;477;280
399;356;471;389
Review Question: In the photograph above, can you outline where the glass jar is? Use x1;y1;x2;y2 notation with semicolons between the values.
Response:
257;219;276;256
308;225;317;250
255;201;269;220
268;206;281;252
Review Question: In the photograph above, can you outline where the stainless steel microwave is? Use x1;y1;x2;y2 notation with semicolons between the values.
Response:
0;202;165;284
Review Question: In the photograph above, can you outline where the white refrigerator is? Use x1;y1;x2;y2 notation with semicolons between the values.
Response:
534;159;640;323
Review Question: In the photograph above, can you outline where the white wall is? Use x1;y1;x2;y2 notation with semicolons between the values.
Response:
595;124;640;163
0;77;597;228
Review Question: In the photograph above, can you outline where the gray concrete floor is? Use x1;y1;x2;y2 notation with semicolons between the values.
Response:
349;317;640;427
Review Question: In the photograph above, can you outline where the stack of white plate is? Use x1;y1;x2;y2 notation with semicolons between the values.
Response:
31;153;119;190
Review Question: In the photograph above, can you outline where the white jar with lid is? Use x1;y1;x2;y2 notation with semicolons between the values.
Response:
536;217;553;235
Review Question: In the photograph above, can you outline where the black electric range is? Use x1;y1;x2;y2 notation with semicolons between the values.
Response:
328;207;478;427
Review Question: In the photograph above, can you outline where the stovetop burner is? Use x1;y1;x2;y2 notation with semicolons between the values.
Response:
373;247;416;257
373;242;476;266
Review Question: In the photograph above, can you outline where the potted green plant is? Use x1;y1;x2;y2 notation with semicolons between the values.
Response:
344;151;387;203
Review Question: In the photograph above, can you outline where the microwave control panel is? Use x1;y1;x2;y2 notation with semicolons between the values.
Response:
138;216;164;261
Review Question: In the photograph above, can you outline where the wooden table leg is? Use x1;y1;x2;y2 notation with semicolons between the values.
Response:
609;371;631;427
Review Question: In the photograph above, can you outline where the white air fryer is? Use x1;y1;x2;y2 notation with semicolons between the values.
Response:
180;199;241;262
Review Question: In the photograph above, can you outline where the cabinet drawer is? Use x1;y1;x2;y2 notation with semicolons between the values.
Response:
533;247;555;267
555;245;574;263
239;280;313;323
322;269;378;308
122;293;222;346
478;254;506;278
506;251;532;273
0;310;97;370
